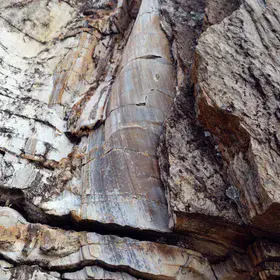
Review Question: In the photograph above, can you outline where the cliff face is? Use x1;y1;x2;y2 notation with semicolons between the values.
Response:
0;0;280;279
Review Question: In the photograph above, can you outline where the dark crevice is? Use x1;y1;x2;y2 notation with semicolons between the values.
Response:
136;102;146;106
82;10;96;16
211;266;219;280
64;131;82;145
134;55;163;60
0;253;18;267
1;255;148;280
0;186;241;262
0;15;47;45
54;260;153;280
117;54;170;74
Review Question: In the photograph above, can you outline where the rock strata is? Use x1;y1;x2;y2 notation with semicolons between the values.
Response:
0;0;280;279
0;207;216;280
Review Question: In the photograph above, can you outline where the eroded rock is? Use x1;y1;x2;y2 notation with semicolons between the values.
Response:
157;0;251;254
0;0;280;279
195;0;280;235
0;207;216;280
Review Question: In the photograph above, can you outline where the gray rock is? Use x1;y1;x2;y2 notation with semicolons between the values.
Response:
0;207;215;280
1;0;280;279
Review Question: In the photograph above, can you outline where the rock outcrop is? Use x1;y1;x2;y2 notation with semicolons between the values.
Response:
0;0;280;279
158;0;249;255
196;0;280;237
0;207;215;280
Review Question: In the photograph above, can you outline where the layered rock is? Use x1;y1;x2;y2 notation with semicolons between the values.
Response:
76;0;176;231
0;0;280;279
0;0;175;233
0;207;216;280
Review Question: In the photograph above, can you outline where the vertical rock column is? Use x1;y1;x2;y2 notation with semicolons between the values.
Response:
79;0;176;231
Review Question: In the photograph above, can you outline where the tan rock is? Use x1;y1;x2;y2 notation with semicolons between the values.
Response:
0;207;215;280
157;0;250;254
195;0;280;234
1;0;280;279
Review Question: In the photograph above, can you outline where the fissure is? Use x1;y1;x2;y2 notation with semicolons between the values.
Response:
0;0;280;279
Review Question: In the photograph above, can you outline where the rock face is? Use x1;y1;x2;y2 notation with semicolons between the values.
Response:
158;0;249;254
0;0;174;232
0;207;215;280
0;0;280;279
196;0;280;236
77;0;176;231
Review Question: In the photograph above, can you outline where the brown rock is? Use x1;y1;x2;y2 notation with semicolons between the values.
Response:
158;0;251;254
0;207;216;280
195;0;280;234
0;0;280;278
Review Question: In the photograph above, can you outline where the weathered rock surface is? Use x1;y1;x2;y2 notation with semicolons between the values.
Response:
158;0;280;277
0;0;175;233
0;264;61;280
158;0;251;253
0;207;216;280
195;0;280;237
63;267;139;280
0;0;280;279
77;0;176;231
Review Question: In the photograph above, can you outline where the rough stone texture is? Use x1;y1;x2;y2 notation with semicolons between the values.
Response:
204;0;240;27
63;267;139;280
158;0;280;277
0;0;174;233
0;207;216;280
157;0;251;253
0;0;280;279
0;265;61;280
195;0;280;235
